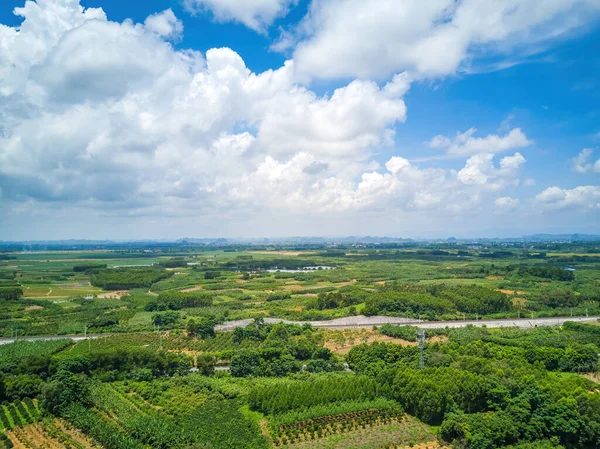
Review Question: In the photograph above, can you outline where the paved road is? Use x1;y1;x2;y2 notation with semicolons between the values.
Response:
215;315;600;331
0;316;596;345
0;334;100;346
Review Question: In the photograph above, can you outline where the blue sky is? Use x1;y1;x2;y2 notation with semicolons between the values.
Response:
0;0;599;240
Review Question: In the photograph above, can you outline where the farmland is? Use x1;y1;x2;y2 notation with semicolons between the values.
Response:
0;240;598;448
1;241;599;338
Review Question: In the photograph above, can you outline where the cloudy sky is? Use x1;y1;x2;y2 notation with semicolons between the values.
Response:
1;0;599;240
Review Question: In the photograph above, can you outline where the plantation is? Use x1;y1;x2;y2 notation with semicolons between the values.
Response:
0;241;598;448
7;419;101;449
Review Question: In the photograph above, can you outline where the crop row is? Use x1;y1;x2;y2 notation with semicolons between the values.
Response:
63;404;145;449
273;409;404;446
269;398;401;430
90;383;185;449
249;375;381;414
0;400;40;431
0;433;12;449
0;340;72;370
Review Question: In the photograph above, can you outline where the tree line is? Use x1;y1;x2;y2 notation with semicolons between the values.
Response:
89;267;173;290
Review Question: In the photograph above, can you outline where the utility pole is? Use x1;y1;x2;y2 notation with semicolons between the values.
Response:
85;325;91;353
417;330;426;370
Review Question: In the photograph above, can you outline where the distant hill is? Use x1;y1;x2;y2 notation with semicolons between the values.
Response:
523;233;600;242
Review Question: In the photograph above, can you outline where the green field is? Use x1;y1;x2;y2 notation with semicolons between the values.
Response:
0;242;598;448
1;242;599;337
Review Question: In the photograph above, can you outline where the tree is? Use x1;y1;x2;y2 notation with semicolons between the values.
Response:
187;319;199;337
196;354;215;376
187;317;215;339
41;370;91;415
152;311;180;328
0;374;6;402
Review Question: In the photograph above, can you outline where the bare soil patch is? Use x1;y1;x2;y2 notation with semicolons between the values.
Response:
181;285;204;292
323;329;417;355
335;280;357;287
486;275;505;280
97;290;129;299
25;305;44;311
581;372;600;384
428;335;448;344
498;289;527;295
283;284;306;291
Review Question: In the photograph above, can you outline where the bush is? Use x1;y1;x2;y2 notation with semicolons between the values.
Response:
90;267;173;290
0;287;23;301
73;264;107;272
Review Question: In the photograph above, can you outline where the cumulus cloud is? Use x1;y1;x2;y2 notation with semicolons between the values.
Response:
1;0;594;238
535;186;600;210
495;196;520;211
183;0;297;33
573;148;600;173
228;150;528;215
144;9;184;40
457;152;525;189
429;128;532;156
0;0;410;219
288;0;600;80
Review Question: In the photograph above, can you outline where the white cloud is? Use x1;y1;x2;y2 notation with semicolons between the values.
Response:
183;0;297;33
495;196;520;210
288;0;600;80
144;9;184;40
228;150;528;215
500;152;527;171
0;0;409;219
535;186;600;210
429;128;532;156
385;157;411;175
457;152;525;189
573;148;600;173
0;0;596;239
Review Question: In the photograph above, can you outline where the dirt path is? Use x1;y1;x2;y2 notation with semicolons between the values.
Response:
181;285;204;292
